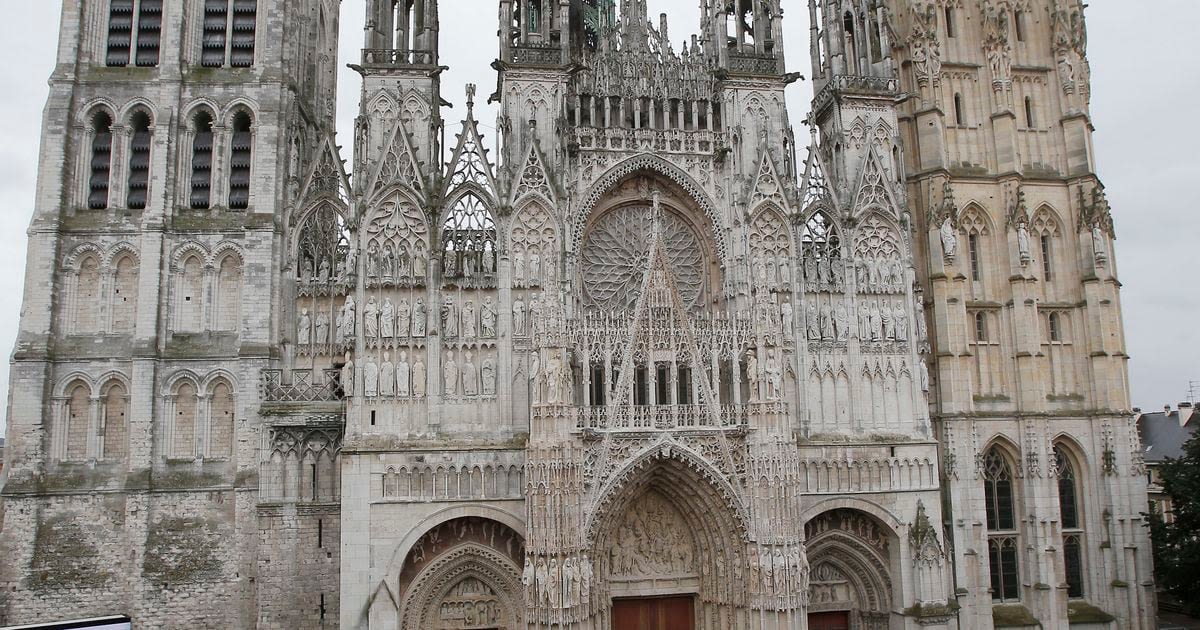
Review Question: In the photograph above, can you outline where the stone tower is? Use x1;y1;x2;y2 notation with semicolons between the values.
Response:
0;0;342;626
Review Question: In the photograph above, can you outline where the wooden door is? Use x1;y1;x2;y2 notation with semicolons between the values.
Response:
807;611;851;630
611;596;695;630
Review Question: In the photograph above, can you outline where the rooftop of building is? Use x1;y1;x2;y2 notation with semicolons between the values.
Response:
1137;403;1199;464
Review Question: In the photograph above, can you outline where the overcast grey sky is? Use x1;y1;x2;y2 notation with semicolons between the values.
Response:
1;2;1197;437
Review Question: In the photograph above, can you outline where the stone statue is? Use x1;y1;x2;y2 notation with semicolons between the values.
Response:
380;297;395;339
780;301;794;340
366;244;380;278
895;303;909;341
513;298;527;335
397;351;411;397
339;296;356;342
881;302;896;340
481;297;498;338
364;355;380;398
806;303;820;340
461;300;477;340
396;298;410;338
919;359;930;392
746;351;760;400
765;351;782;400
1017;221;1031;265
441;298;458;338
462;351;479;396
443;350;459;395
940;217;958;261
529;250;541;285
1092;225;1107;265
317;259;330;283
379;352;396;397
413;359;427;397
858;301;871;340
834;301;850;341
869;301;883;341
514;249;526;285
482;355;496;396
411;298;426;337
363;296;379;339
297;308;311;344
314;312;329;345
341;352;354;397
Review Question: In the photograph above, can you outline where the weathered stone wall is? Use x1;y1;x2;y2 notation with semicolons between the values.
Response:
256;504;341;630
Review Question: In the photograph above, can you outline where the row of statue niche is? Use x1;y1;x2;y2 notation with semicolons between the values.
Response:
442;241;497;279
803;298;910;343
301;297;427;348
512;245;557;288
752;254;796;291
361;351;428;398
438;597;501;627
745;349;786;401
438;296;499;340
523;553;594;611
365;242;427;282
299;254;350;284
855;255;907;294
748;546;810;596
512;292;563;338
443;350;498;397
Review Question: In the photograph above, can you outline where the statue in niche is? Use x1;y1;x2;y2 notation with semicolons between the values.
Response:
1017;221;1032;266
363;296;380;339
522;557;535;600
413;358;427;397
529;248;541;285
444;249;457;278
463;351;479;396
345;247;357;279
514;249;526;285
364;355;380;398
397;351;411;397
855;258;867;289
818;255;831;286
412;298;427;337
805;255;818;287
513;298;526;336
832;259;844;287
781;301;794;340
754;255;767;287
380;298;395;339
580;554;593;607
915;293;928;345
302;257;315;282
441;297;458;338
835;301;850;341
545;557;560;608
396;298;411;338
766;257;779;285
464;242;478;277
919;359;930;392
1092;224;1108;266
314;311;330;345
881;301;896;340
413;246;427;278
746;350;760;400
766;350;783;400
341;352;354;397
859;301;871;340
781;258;793;285
869;300;883;341
482;354;496;396
940;217;958;261
481;297;498;338
535;557;548;606
528;297;542;335
397;246;410;279
806;303;820;340
483;246;495;274
366;243;380;278
444;350;459;395
894;303;909;341
297;308;311;345
461;300;477;340
339;296;356;343
380;352;396;397
317;259;330;283
821;302;836;341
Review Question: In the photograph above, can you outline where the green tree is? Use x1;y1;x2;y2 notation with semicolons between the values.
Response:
1149;432;1200;617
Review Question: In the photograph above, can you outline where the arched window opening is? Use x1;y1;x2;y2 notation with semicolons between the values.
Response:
173;382;198;458
868;0;883;62
210;381;235;457
843;11;858;74
953;93;965;126
202;0;257;67
190;111;214;209
983;448;1020;602
1040;234;1053;280
945;7;956;38
228;111;253;209
107;0;134;66
1048;312;1062;343
127;111;152;210
1055;445;1085;598
1024;97;1035;129
440;193;497;280
1014;10;1026;42
215;255;242;332
89;112;114;210
112;255;138;333
66;383;91;461
178;255;204;332
968;233;981;281
107;0;163;67
974;311;988;343
75;255;102;333
135;0;163;66
102;382;129;461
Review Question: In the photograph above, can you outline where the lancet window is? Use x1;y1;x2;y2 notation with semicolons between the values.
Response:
1055;445;1086;598
983;447;1021;602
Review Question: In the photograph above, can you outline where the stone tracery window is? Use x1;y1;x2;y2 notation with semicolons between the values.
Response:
852;214;903;294
510;201;556;289
1031;207;1061;283
364;194;430;285
1055;444;1085;598
295;203;351;284
800;210;842;292
580;205;706;311
749;207;792;291
440;192;497;280
983;447;1020;602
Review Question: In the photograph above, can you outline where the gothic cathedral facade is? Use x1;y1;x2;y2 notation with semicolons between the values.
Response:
0;1;1154;629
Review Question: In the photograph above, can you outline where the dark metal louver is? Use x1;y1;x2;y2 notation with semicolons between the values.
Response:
106;0;134;66
229;0;257;68
135;0;162;67
228;120;252;209
191;124;214;209
89;127;113;210
202;0;229;67
127;125;151;209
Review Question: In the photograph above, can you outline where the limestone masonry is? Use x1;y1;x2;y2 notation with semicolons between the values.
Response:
0;1;1154;629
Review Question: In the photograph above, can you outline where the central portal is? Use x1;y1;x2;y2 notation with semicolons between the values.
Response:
612;596;696;630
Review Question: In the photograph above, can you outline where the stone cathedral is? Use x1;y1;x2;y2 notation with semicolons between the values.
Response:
0;0;1155;629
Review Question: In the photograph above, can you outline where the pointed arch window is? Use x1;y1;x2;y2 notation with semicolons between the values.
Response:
202;0;257;67
440;193;497;280
945;7;956;38
89;112;114;210
228;111;253;209
801;211;842;291
1032;209;1062;283
1055;445;1086;598
190;111;215;209
101;381;129;461
983;447;1020;602
127;111;152;210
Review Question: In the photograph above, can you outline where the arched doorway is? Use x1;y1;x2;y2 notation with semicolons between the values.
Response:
397;517;525;629
804;509;897;630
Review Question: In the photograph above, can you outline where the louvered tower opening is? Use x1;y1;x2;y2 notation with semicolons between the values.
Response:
202;0;229;67
135;0;162;67
230;0;258;67
228;111;253;210
126;111;152;210
190;112;214;209
88;113;114;210
106;0;134;66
